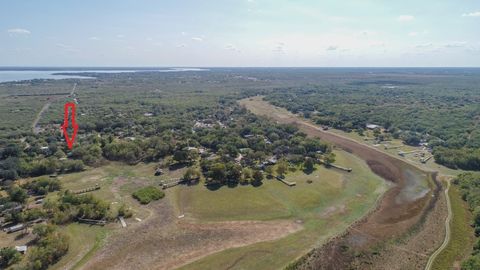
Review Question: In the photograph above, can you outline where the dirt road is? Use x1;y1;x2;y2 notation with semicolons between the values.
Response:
425;179;452;270
32;83;76;134
240;96;445;269
32;102;51;134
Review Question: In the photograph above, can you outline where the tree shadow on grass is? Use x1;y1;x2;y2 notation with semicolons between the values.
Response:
302;167;316;175
227;181;239;188
168;163;189;171
206;183;222;191
251;181;263;187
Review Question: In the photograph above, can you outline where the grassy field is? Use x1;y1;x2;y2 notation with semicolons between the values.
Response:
51;224;108;270
177;150;387;270
2;149;384;270
431;185;474;270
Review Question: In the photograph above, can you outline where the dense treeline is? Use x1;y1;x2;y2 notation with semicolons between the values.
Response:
453;173;480;269
16;224;69;270
265;75;480;170
0;97;333;186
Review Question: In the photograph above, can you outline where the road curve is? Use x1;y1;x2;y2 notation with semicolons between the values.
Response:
425;179;452;270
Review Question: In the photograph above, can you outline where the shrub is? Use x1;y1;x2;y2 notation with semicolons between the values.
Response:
23;177;61;195
132;186;165;204
22;224;69;270
117;203;133;218
0;247;21;268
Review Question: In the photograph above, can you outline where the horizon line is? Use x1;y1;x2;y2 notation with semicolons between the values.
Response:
1;66;480;69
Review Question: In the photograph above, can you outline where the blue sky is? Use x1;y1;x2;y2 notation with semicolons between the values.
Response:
1;0;479;67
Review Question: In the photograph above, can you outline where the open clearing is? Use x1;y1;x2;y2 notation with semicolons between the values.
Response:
239;96;447;269
177;150;385;270
14;141;384;269
76;148;384;270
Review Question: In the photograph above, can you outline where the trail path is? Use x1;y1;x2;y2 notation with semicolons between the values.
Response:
32;83;76;134
425;179;452;270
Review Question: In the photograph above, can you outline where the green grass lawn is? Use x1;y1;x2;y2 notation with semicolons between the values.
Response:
19;151;384;270
51;223;107;270
177;150;387;270
431;185;474;270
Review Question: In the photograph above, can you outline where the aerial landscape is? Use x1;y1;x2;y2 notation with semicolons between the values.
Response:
1;1;480;270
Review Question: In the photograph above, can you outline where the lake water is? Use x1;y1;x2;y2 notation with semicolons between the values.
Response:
0;68;209;83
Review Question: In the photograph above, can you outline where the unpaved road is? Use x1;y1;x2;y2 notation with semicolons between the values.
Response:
32;102;51;134
240;96;444;269
425;179;452;270
32;83;76;134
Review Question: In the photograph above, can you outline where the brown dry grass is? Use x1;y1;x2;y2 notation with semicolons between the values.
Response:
80;198;302;270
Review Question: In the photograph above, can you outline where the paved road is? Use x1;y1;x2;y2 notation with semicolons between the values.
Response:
425;179;452;270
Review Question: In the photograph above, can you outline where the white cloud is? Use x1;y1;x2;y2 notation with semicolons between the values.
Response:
443;41;467;48
191;37;203;42
225;43;241;52
414;41;467;52
415;43;433;48
326;46;338;51
7;28;31;35
408;30;428;37
55;43;78;53
397;15;415;22
89;36;100;40
358;30;377;37
176;43;187;48
273;42;285;53
462;11;480;17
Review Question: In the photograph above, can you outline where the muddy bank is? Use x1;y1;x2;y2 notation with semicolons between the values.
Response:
240;97;442;269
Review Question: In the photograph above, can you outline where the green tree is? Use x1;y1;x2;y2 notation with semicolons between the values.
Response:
265;165;274;176
323;152;336;165
252;170;264;184
226;162;242;183
173;150;190;164
0;247;21;268
8;186;28;203
118;203;133;218
242;167;252;180
210;163;226;182
183;167;201;181
304;157;315;172
276;160;288;176
462;254;480;270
